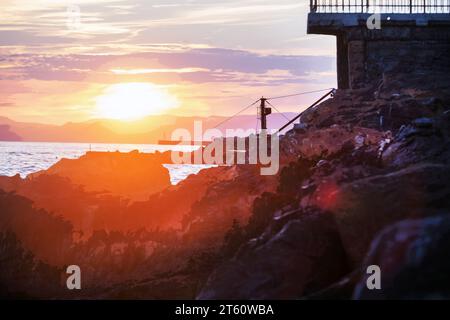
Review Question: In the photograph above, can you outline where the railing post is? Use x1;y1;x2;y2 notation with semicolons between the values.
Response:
311;0;317;13
308;0;450;14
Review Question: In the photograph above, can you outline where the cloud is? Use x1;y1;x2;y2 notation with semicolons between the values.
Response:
0;1;337;124
0;0;332;56
0;48;335;86
110;67;210;75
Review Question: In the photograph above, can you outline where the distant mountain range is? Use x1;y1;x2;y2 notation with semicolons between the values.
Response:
0;113;299;144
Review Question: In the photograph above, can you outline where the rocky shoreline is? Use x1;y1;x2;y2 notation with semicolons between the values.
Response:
1;79;449;299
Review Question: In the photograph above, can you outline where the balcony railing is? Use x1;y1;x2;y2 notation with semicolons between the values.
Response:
310;0;450;13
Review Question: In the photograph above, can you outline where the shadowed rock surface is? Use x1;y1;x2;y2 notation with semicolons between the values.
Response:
353;214;450;300
197;210;348;299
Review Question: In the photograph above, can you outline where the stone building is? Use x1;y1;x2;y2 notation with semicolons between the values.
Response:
308;0;450;89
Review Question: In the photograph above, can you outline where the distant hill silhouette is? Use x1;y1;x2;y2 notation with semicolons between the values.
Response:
0;113;298;144
0;124;22;141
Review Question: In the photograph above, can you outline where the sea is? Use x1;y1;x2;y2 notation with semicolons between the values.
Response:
0;141;214;185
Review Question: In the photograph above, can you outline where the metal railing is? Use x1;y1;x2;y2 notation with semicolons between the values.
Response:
310;0;450;13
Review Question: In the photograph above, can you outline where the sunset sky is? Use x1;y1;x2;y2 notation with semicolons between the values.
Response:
0;0;336;124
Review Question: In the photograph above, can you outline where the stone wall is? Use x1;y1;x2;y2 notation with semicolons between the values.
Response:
347;40;365;89
344;28;450;89
308;13;450;89
363;40;450;89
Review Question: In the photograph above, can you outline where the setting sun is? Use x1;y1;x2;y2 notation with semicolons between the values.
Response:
95;83;179;120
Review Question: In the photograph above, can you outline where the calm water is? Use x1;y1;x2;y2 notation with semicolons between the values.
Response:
0;141;214;185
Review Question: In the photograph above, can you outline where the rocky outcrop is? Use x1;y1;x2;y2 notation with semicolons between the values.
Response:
0;174;22;192
1;76;449;299
353;214;450;300
301;88;448;132
197;210;348;299
280;124;383;163
289;111;450;269
382;115;450;168
333;162;450;267
180;165;278;247
29;150;172;201
0;231;62;299
0;190;73;266
198;97;450;299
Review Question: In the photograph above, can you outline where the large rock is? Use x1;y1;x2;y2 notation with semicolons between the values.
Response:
180;164;278;247
126;164;277;234
332;163;450;267
0;174;22;192
382;116;450;168
280;124;383;163
197;211;348;300
354;214;450;299
290;114;450;268
330;114;450;266
30;150;171;201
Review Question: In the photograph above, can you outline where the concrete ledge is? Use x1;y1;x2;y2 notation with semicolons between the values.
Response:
308;13;450;29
